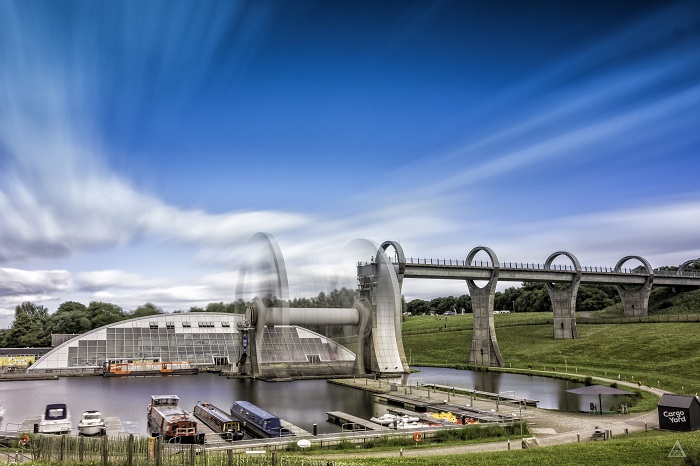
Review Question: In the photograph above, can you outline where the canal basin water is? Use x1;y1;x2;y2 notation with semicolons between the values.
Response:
0;368;586;436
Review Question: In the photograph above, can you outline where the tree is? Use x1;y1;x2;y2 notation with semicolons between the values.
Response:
205;302;227;313
406;299;430;315
88;302;126;328
4;302;51;347
130;303;163;318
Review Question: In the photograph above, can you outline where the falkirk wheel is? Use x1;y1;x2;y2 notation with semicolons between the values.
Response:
236;233;407;379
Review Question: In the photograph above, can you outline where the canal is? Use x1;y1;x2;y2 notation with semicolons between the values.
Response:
0;367;584;436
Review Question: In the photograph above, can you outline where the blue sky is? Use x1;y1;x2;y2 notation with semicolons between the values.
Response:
1;1;699;326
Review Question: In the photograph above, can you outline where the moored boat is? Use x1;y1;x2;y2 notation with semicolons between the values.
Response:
229;401;293;438
37;404;71;434
78;410;106;436
103;360;198;377
370;413;421;427
193;401;244;441
147;395;204;444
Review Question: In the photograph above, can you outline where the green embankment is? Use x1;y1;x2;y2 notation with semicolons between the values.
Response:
305;430;700;465
402;313;700;395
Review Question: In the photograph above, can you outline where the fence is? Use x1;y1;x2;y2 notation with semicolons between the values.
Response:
22;434;349;466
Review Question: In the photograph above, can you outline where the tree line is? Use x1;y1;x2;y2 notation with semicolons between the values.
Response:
405;282;620;316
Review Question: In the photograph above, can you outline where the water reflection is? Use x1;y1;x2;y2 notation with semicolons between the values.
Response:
0;368;586;435
407;366;585;411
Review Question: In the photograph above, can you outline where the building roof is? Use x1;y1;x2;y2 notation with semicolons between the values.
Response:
659;394;700;409
0;347;51;356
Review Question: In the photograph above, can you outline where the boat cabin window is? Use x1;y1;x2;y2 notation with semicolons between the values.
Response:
46;407;66;419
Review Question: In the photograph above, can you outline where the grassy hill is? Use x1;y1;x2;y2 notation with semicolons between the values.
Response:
597;287;700;316
402;312;700;394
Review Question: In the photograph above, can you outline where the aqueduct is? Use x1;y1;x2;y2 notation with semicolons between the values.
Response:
239;233;700;376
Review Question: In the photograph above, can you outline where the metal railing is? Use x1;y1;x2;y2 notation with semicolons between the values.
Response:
359;258;700;277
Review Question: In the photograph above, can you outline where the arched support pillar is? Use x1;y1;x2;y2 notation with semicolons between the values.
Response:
369;243;409;375
678;259;700;276
615;256;653;318
466;247;504;367
356;241;409;376
545;251;581;339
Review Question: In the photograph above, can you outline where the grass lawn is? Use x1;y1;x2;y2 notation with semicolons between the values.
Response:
298;429;700;465
402;314;700;394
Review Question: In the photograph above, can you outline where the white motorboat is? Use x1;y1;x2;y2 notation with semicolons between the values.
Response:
370;412;428;429
369;414;395;426
37;404;71;434
78;410;106;436
369;413;421;427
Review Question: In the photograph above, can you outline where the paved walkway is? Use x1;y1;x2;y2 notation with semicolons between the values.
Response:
316;375;667;459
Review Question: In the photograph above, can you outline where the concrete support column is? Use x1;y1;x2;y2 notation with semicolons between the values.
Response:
466;247;504;367
615;256;653;318
545;252;581;339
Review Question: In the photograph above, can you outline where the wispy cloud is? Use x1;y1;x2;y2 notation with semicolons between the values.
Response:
0;2;698;327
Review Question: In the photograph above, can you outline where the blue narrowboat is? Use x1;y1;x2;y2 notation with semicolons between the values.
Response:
229;401;294;438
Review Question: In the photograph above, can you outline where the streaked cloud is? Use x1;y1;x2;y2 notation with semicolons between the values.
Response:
0;1;699;327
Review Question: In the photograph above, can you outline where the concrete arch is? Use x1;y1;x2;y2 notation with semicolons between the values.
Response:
380;240;406;286
615;255;653;276
614;255;653;318
465;246;503;367
544;251;581;339
545;251;581;282
678;259;700;275
235;232;289;305
466;246;500;290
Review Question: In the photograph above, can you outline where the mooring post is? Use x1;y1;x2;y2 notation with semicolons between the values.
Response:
101;434;108;466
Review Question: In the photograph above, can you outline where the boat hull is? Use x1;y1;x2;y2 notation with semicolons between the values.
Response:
104;368;198;377
78;425;105;436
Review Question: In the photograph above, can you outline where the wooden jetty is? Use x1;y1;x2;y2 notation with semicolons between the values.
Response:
103;417;124;436
280;418;312;437
419;383;538;407
326;411;391;431
374;393;430;412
